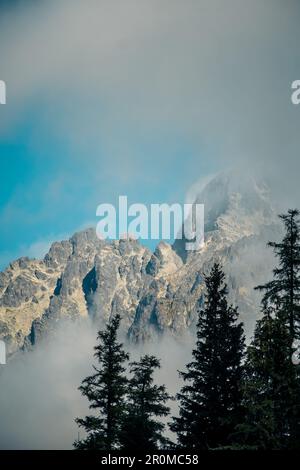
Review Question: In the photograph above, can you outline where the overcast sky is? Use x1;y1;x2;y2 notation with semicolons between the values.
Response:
1;0;300;449
0;0;300;267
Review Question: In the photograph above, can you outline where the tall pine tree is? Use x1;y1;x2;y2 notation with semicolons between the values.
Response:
255;209;300;339
171;263;245;449
236;210;300;449
74;314;129;450
234;311;298;449
120;355;171;451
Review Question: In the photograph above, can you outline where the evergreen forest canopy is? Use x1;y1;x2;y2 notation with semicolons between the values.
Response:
74;209;300;451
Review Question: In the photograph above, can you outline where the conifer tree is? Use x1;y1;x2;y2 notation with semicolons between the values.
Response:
74;314;129;450
120;355;171;452
255;209;300;339
171;263;245;449
236;210;300;449
234;311;298;449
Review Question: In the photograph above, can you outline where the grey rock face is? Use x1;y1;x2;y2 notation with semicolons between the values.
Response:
28;233;152;348
0;173;281;355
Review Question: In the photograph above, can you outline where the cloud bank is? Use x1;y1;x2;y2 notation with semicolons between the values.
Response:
0;0;300;203
0;0;300;449
0;318;191;449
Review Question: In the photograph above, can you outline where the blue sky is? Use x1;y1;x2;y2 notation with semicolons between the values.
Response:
0;90;217;268
0;0;300;269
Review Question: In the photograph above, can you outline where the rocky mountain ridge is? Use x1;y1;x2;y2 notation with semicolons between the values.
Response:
0;173;281;355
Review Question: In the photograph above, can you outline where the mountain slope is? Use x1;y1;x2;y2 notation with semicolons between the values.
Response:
0;173;280;355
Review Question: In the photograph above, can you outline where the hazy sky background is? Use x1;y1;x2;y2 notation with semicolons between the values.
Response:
1;0;300;449
0;317;193;449
0;0;300;267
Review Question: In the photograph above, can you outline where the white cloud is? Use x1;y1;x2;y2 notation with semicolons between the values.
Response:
0;317;192;449
0;0;299;205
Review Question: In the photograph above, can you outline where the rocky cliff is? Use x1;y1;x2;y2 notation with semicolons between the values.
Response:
0;173;281;355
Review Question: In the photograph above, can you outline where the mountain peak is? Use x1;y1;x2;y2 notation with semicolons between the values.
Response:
0;172;281;354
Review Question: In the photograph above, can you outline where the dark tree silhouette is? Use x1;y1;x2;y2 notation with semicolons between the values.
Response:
120;355;171;451
74;314;129;450
236;210;300;449
234;311;299;449
171;263;245;449
255;209;300;339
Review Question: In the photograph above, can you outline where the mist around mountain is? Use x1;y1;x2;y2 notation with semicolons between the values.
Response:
0;172;282;449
